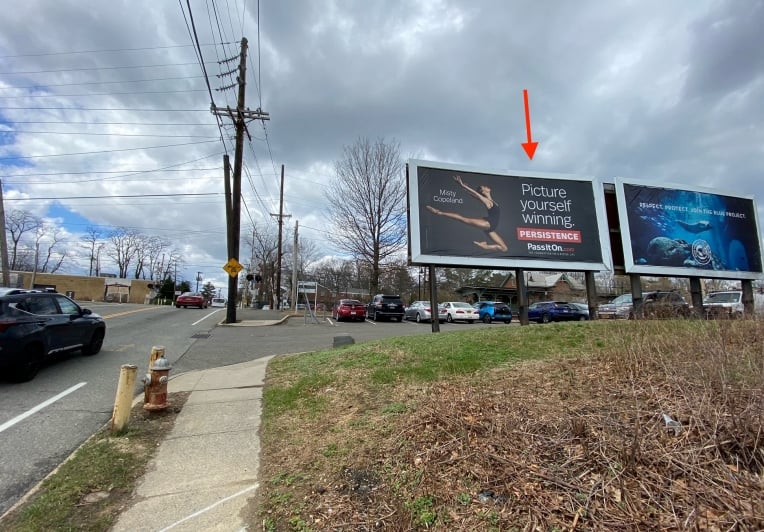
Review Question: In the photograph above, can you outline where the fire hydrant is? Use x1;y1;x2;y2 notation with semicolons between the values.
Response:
143;355;172;411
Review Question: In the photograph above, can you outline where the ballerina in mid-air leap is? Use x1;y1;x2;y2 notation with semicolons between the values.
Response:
426;175;509;252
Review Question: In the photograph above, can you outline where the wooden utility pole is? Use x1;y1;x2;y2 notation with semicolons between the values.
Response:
0;179;10;286
270;164;290;309
212;37;270;323
291;220;299;311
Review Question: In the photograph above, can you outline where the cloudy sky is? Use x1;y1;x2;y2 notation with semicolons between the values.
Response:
1;0;762;290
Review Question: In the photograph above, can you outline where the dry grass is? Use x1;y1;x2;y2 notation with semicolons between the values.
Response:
253;319;764;531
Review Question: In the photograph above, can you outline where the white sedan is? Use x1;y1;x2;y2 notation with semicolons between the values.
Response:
438;301;478;323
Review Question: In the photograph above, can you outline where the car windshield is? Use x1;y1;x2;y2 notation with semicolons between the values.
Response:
343;300;362;305
611;294;632;304
452;302;472;308
704;292;741;304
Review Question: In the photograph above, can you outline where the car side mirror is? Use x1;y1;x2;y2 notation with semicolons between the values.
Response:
82;308;92;315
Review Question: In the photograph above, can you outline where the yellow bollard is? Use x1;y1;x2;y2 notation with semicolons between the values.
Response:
111;364;138;433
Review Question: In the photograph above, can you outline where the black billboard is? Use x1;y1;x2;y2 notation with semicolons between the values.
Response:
616;178;764;279
408;160;612;271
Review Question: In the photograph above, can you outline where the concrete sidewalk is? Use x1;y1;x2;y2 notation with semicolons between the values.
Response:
112;355;271;532
111;312;287;531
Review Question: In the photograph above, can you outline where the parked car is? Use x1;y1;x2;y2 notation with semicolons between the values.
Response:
0;291;106;382
332;299;367;322
367;294;405;322
477;301;513;324
528;301;586;323
404;301;434;323
438;301;478;323
210;297;227;308
569;302;590;320
175;292;208;309
597;293;633;319
643;291;690;318
597;291;689;319
703;290;744;319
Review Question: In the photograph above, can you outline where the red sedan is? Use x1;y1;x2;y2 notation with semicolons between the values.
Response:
175;292;208;309
332;299;366;322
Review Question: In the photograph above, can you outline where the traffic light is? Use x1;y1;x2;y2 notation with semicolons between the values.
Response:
255;274;262;283
246;273;254;282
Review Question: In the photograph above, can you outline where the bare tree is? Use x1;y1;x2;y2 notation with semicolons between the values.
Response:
246;223;280;307
81;226;105;276
324;137;406;294
106;227;142;278
6;209;42;270
36;224;67;273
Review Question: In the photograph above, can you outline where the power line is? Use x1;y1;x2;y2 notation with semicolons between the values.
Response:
0;42;235;59
0;89;207;99
0;139;220;160
7;192;223;201
5;130;221;139
0;61;215;76
0;75;206;90
0;106;211;111
6;120;220;126
0;153;222;178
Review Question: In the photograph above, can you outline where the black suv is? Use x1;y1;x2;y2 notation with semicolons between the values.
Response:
0;290;106;382
367;294;405;322
641;291;690;319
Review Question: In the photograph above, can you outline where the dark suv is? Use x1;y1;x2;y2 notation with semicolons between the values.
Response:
642;291;690;318
0;290;106;382
367;294;405;322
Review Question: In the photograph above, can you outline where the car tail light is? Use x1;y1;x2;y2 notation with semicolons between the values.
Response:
0;320;19;333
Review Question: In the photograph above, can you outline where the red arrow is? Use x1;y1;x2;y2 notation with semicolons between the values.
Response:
521;89;538;160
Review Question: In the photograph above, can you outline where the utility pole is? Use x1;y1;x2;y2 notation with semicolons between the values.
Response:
212;37;270;323
0;179;10;287
196;271;203;292
270;164;290;310
291;220;298;312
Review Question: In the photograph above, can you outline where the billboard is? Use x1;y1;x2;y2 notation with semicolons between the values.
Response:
408;159;612;271
615;178;764;279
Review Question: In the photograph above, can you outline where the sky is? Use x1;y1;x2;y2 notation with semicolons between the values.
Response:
0;0;763;291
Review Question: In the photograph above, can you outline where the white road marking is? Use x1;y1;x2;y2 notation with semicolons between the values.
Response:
191;309;223;326
157;484;258;532
0;382;87;434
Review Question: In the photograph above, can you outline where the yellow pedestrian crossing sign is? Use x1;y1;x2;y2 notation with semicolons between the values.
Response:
223;258;243;277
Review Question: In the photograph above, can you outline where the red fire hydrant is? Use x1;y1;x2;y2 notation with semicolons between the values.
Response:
143;355;172;411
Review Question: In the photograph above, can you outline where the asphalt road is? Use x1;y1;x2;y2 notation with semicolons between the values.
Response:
0;305;514;516
0;302;227;517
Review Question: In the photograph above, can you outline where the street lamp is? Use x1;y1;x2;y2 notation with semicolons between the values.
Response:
196;271;203;292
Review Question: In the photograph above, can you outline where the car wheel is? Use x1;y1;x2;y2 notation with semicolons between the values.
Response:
81;329;105;356
175;304;180;308
415;313;422;323
468;320;475;324
482;314;492;324
541;313;550;324
447;314;454;323
10;344;44;382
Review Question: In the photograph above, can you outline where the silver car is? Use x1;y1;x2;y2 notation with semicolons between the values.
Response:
404;301;433;323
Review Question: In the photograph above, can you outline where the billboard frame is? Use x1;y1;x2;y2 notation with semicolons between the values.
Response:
615;177;764;280
408;159;612;272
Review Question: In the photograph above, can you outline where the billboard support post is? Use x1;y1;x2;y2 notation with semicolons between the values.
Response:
689;278;703;318
630;274;644;319
585;271;597;319
515;268;528;325
742;280;755;315
428;265;440;333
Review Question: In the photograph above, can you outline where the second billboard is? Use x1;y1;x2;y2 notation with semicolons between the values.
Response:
408;160;612;271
